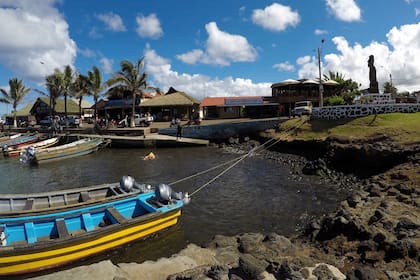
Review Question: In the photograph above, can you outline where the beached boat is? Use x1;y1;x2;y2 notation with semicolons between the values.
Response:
0;133;21;144
0;180;189;276
3;137;59;157
0;134;38;152
0;175;152;216
20;137;106;164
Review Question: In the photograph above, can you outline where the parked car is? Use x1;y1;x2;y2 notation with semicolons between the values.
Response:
292;101;313;117
63;116;80;127
39;116;53;128
118;114;154;128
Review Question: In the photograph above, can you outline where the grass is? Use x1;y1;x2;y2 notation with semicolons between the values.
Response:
276;112;420;145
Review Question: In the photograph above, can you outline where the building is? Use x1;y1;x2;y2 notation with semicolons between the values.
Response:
270;79;339;116
30;97;80;122
140;87;200;121
200;96;278;119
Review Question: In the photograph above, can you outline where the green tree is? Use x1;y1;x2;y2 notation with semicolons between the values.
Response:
86;66;104;122
106;57;147;127
324;71;360;104
44;70;64;116
71;73;90;117
383;81;397;97
62;65;75;120
0;78;31;127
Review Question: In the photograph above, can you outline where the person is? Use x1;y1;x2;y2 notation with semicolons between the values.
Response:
176;123;182;140
143;151;156;160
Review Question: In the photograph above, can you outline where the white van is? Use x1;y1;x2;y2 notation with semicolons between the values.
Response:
292;101;313;116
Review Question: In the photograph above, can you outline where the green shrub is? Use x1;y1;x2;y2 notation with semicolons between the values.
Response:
325;95;345;106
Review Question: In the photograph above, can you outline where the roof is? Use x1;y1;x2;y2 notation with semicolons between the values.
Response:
11;103;33;116
141;91;200;107
36;97;80;114
201;96;271;107
200;97;225;107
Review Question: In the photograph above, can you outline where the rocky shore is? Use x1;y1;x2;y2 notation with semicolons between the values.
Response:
29;136;419;280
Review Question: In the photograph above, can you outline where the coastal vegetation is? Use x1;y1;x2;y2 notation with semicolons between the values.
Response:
275;112;420;145
0;78;30;127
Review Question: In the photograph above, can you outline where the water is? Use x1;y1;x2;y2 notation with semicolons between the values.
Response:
0;146;348;272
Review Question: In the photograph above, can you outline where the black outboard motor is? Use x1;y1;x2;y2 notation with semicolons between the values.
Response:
119;175;151;193
155;183;190;205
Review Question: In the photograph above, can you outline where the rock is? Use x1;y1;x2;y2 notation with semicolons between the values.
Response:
238;233;265;255
208;235;238;249
238;254;268;279
28;260;122;280
346;267;380;280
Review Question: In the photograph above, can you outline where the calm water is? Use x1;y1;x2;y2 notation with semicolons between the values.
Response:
0;146;348;272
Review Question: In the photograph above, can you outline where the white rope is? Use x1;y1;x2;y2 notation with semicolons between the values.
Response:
178;118;308;197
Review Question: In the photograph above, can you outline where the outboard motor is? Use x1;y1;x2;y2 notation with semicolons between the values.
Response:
120;175;151;193
20;146;35;163
2;145;8;156
155;183;190;205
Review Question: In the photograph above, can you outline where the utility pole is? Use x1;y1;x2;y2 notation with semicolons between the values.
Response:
318;39;325;107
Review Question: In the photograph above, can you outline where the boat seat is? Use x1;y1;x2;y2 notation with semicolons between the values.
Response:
106;207;126;224
56;219;70;239
79;192;91;203
23;199;35;210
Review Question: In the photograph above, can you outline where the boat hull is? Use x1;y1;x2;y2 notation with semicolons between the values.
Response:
0;209;181;275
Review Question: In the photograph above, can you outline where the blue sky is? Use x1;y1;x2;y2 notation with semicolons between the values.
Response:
1;0;420;116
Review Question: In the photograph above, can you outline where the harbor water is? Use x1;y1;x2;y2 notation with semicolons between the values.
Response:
0;145;349;271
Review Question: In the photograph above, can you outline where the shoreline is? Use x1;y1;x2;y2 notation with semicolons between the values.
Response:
27;135;419;280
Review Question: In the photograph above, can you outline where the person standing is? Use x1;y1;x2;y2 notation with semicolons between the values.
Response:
176;123;182;140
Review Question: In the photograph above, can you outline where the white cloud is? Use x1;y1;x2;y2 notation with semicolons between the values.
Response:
136;13;163;39
315;29;328;35
145;45;271;99
176;49;204;65
251;3;300;31
96;12;126;32
177;22;257;66
296;22;420;92
79;48;96;58
0;0;77;83
415;8;420;16
100;57;114;74
273;62;295;72
325;0;362;22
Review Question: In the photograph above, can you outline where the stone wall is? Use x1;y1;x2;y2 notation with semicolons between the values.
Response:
312;103;420;120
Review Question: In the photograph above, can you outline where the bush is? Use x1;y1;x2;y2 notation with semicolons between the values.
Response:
325;95;345;106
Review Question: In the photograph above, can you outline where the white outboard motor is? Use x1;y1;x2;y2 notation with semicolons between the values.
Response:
120;175;151;193
155;183;190;205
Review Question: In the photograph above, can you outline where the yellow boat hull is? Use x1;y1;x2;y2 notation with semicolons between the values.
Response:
0;209;181;275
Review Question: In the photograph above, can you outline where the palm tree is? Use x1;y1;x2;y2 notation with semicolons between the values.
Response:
87;66;104;122
106;57;147;128
71;73;90;117
45;70;64;115
0;78;31;127
62;65;74;120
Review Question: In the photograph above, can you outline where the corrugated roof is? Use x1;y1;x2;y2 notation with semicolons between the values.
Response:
200;96;267;107
141;91;200;107
200;97;225;107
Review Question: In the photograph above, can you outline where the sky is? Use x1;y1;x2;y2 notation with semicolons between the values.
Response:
0;0;420;116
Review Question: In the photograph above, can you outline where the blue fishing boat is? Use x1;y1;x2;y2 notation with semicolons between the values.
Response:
0;176;190;276
1;134;39;152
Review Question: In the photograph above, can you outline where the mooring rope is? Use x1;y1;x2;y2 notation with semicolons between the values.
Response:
175;117;309;197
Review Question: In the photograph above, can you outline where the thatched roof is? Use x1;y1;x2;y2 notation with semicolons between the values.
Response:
141;91;200;107
12;103;33;116
35;97;80;114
